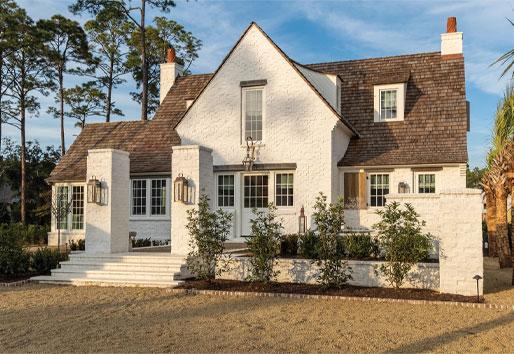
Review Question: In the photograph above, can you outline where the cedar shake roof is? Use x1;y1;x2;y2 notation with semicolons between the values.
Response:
47;74;211;182
48;51;468;182
307;52;468;167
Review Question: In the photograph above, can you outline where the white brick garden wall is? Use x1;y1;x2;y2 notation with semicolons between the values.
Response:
219;257;439;290
175;25;353;235
129;220;170;241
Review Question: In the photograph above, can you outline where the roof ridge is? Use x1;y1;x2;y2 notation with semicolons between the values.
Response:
306;51;441;67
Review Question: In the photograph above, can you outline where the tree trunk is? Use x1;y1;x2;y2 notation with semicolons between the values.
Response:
59;71;66;156
20;95;26;225
485;193;497;257
495;187;512;268
140;0;148;121
106;58;114;123
0;54;3;153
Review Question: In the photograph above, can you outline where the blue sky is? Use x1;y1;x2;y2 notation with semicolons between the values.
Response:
11;0;514;168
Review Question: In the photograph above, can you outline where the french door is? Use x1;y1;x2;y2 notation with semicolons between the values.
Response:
241;174;269;236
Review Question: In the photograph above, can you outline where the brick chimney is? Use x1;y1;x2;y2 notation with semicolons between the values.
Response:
160;47;184;104
441;17;463;59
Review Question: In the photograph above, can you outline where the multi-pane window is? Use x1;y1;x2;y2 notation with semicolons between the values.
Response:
151;179;167;215
275;173;293;207
132;179;147;216
369;174;389;207
244;88;263;141
244;175;268;208
218;175;235;207
56;186;69;230
418;174;436;194
71;186;84;230
380;89;397;120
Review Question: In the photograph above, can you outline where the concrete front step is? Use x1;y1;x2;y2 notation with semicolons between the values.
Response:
52;268;182;280
58;261;185;273
68;253;186;265
31;275;182;288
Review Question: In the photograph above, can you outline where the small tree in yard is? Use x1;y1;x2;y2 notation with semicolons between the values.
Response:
246;204;283;282
186;195;232;280
312;193;352;288
373;202;433;288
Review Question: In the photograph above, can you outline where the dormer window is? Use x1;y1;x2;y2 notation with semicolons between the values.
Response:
374;83;406;122
242;87;264;142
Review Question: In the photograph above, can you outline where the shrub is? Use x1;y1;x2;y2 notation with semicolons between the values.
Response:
373;202;433;288
0;223;49;245
280;234;298;257
312;193;352;288
31;248;67;275
186;195;232;280
344;233;379;259
69;239;85;251
298;230;319;259
132;238;152;248
246;204;283;282
0;225;30;277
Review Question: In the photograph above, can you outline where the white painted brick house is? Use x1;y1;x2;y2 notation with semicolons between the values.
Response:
47;19;469;246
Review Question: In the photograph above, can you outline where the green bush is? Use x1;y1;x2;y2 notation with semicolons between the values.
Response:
298;230;319;259
132;238;152;248
31;248;67;275
344;233;379;259
246;204;283;282
373;202;433;288
1;223;49;245
186;195;232;280
0;225;30;277
312;193;352;288
69;239;85;251
280;234;298;257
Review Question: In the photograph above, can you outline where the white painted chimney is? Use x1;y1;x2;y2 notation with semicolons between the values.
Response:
160;47;183;104
441;17;463;59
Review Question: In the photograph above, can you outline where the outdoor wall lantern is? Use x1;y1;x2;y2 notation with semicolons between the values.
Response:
87;177;102;204
174;173;189;203
298;206;307;234
398;182;410;194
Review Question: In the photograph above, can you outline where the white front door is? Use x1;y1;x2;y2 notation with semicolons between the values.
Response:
241;174;269;236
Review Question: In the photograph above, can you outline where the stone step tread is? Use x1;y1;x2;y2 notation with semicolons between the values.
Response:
68;257;186;264
31;275;182;288
61;261;186;268
52;268;182;277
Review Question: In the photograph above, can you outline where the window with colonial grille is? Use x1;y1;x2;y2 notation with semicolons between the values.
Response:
56;186;69;230
244;175;268;208
418;174;436;194
71;186;84;230
132;179;147;215
151;179;167;215
369;174;389;207
218;175;234;207
380;89;397;120
243;88;263;141
275;173;293;207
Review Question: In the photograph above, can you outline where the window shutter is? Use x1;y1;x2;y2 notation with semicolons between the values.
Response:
344;172;367;209
358;172;367;209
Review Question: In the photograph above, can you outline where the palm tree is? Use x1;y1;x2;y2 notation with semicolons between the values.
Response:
481;171;497;257
489;150;512;268
491;16;514;78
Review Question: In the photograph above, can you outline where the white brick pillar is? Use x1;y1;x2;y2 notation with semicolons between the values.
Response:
171;145;213;256
85;149;130;254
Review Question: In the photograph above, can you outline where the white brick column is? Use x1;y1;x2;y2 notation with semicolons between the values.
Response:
171;145;213;256
85;149;130;254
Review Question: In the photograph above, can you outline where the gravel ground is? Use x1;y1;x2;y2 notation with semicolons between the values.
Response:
1;283;514;353
483;257;514;305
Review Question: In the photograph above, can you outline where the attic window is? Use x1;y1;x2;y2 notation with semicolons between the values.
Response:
374;83;406;122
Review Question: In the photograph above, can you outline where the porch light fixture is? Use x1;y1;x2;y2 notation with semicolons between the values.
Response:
298;206;307;235
174;173;188;203
242;136;256;171
398;182;410;194
87;177;102;204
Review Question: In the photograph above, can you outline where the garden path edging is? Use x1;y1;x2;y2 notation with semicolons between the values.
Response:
166;287;514;311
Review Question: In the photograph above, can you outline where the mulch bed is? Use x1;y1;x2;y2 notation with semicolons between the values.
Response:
0;275;32;284
178;279;478;303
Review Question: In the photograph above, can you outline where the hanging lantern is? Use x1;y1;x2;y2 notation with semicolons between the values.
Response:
298;206;307;234
87;177;102;204
174;173;188;203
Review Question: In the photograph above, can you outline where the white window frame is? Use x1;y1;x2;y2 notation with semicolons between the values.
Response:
416;173;436;194
368;173;390;208
216;174;235;208
274;172;294;208
53;183;86;232
241;86;265;144
71;185;85;230
373;83;406;122
130;177;171;220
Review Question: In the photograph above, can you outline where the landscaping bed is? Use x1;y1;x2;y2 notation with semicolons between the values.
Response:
177;279;478;303
0;274;32;283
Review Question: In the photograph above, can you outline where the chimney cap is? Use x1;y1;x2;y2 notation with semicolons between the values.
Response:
166;47;176;63
447;17;457;33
